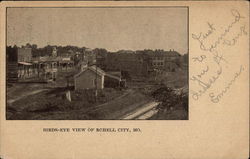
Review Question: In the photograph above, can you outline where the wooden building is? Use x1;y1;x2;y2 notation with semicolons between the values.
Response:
74;66;105;90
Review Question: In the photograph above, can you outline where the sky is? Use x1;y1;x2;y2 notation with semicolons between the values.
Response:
7;7;188;54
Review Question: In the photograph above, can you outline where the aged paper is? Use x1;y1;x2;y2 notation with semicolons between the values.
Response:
0;1;249;159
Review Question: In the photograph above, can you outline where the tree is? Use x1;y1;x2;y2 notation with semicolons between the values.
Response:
31;44;37;50
26;43;32;48
93;48;108;56
6;45;18;62
151;86;188;116
174;58;181;67
151;86;179;111
44;45;53;56
183;53;188;64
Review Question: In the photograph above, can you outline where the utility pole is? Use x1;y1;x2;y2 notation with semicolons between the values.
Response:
95;50;98;103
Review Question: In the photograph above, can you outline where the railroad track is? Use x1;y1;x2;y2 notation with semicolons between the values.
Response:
121;101;159;120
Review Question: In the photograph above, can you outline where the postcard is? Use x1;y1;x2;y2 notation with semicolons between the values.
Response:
0;1;249;159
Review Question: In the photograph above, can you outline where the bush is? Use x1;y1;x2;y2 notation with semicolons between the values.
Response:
151;86;188;112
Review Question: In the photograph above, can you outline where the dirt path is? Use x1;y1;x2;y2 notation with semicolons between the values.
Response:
8;89;48;104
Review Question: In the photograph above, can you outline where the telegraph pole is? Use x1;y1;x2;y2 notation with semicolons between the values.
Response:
95;50;98;103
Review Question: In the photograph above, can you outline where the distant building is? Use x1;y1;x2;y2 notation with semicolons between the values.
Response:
105;52;146;77
31;56;60;81
52;47;57;57
59;57;74;71
147;50;181;72
74;66;105;90
16;47;34;79
17;47;32;62
32;55;74;80
96;52;107;70
179;53;188;70
150;54;165;68
101;49;181;78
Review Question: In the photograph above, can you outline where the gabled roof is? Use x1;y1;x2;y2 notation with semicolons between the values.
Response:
18;62;32;65
167;51;181;56
106;71;121;77
74;66;106;78
32;56;62;62
88;66;105;75
105;73;121;81
117;50;135;54
145;50;181;57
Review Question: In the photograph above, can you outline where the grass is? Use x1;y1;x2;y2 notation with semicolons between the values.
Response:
6;86;151;120
7;83;46;100
84;90;152;119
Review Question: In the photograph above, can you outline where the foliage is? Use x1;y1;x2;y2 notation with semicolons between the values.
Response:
6;46;18;62
151;86;188;113
7;44;87;57
152;86;178;110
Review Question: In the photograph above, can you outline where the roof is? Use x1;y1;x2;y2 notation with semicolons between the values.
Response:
166;51;181;56
18;47;32;51
74;66;106;78
105;73;121;81
18;62;32;65
85;48;93;52
106;71;121;77
117;50;135;54
146;51;181;57
88;66;105;75
32;56;62;62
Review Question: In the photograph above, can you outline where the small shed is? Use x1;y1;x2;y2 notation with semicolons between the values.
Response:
74;66;105;90
104;71;126;88
104;73;121;88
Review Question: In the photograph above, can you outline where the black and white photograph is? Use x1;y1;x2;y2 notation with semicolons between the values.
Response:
6;7;188;120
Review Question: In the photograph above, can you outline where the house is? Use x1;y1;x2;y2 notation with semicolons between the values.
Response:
147;49;181;73
17;47;33;79
59;57;74;71
17;47;32;62
74;66;105;90
32;52;74;81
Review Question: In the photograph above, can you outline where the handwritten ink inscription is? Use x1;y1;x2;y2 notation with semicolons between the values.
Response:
192;9;246;52
191;9;247;103
209;65;244;103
